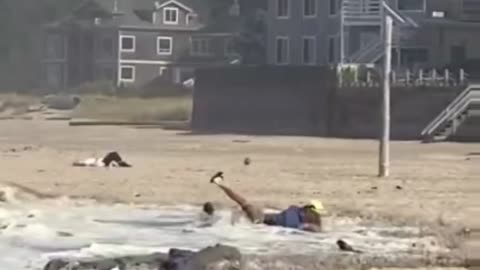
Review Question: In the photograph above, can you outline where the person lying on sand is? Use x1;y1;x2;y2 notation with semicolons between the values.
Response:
209;172;324;232
72;151;132;168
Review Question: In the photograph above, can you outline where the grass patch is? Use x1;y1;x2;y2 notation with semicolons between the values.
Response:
0;93;192;122
72;95;192;122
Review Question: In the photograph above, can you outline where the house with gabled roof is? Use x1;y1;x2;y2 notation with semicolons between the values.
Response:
42;0;264;90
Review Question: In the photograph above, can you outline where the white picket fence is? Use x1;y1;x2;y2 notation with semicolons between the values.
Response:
338;66;468;88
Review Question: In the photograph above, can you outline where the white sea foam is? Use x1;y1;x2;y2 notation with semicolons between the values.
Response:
0;192;449;270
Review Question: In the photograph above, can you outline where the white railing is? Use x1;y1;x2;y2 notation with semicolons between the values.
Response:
338;67;468;88
421;84;480;137
349;38;384;63
342;0;382;25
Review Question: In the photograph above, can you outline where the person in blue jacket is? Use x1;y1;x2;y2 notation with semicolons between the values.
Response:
209;172;323;232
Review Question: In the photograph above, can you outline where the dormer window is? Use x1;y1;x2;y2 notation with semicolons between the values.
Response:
164;7;179;24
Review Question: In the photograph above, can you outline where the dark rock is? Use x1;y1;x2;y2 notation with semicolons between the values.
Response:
42;244;242;270
41;95;81;110
337;239;362;254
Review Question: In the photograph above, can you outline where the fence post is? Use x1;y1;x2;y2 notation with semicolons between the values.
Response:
460;69;465;85
406;69;410;86
444;69;449;86
367;70;372;86
418;69;424;86
432;69;437;86
392;71;396;86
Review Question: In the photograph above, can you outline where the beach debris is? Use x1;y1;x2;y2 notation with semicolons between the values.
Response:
337;239;362;253
243;157;251;166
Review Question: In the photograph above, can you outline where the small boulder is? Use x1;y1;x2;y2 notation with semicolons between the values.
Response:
41;95;81;110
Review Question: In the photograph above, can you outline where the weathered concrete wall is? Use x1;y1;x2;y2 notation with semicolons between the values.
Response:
192;66;337;136
331;87;462;139
192;66;463;139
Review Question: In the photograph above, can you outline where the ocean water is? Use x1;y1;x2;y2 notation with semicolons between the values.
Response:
0;195;449;270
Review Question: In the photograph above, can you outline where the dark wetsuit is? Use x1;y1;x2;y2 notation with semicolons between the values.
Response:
263;206;305;229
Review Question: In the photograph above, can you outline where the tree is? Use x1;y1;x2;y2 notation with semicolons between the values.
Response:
0;0;77;90
233;10;266;64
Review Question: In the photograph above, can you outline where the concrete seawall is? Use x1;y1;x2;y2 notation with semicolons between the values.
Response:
192;66;462;140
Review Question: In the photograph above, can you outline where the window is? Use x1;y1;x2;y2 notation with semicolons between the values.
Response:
191;38;211;56
157;37;172;55
120;35;135;52
302;37;316;65
398;0;425;11
276;0;290;18
329;0;338;16
275;36;289;65
163;7;178;24
303;0;316;17
120;65;135;82
328;36;336;63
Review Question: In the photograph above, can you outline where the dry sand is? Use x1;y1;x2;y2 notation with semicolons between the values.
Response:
0;120;478;230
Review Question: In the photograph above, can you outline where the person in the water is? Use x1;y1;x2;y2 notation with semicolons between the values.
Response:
209;172;324;232
196;202;220;227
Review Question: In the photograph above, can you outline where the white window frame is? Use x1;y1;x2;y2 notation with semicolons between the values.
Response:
329;0;338;17
120;35;135;53
120;65;135;82
190;38;211;56
163;7;179;25
302;36;316;65
397;0;426;12
276;0;290;19
274;36;289;65
303;0;317;18
157;36;173;55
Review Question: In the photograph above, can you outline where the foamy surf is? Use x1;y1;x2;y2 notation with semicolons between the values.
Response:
0;185;457;270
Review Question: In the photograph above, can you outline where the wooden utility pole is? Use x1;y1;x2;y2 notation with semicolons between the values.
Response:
379;15;393;178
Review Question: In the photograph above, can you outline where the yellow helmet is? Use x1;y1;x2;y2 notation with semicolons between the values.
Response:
307;200;327;215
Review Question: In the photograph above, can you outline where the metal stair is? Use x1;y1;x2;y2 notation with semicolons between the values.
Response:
349;37;384;63
342;0;419;64
421;84;480;142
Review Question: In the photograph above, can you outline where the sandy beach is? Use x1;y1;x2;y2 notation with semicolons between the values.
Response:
0;120;478;269
0;120;478;225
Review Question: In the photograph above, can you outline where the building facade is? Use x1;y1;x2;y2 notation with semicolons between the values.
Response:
42;0;247;90
266;0;480;69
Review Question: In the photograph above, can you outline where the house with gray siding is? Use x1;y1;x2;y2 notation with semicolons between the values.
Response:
266;0;480;70
42;0;263;90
